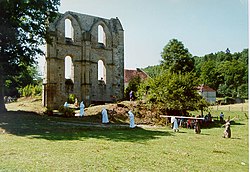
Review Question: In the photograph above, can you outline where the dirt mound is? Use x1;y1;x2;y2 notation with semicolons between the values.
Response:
6;98;166;126
85;101;166;125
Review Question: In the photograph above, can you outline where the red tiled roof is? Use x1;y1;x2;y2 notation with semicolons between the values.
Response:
197;84;216;92
124;68;148;83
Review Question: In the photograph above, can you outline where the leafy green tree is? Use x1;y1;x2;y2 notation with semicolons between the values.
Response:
199;60;223;90
217;59;246;97
161;39;194;74
216;51;232;62
125;76;142;100
194;49;248;98
4;65;41;96
138;39;208;115
0;0;60;113
238;84;248;98
137;71;208;115
238;49;248;92
238;49;248;64
143;65;163;78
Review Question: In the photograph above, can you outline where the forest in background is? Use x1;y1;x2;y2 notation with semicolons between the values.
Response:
143;48;248;99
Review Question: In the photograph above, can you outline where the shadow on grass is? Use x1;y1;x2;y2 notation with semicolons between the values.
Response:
0;111;172;142
201;120;245;129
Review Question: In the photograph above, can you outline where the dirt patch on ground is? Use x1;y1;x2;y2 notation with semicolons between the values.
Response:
6;97;46;114
83;101;165;125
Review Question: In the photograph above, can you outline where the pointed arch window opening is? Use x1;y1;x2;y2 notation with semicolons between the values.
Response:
65;56;74;82
98;60;106;84
98;25;106;46
65;18;74;41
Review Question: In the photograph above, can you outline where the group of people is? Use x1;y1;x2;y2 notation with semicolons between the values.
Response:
66;98;231;136
64;100;136;128
170;111;231;138
171;116;201;134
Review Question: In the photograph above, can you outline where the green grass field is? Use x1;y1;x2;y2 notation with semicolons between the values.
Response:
0;100;249;171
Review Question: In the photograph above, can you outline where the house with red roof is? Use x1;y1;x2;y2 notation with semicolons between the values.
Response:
124;68;149;88
197;84;216;103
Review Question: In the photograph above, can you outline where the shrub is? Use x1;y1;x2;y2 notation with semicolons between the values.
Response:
67;94;76;104
224;97;235;105
58;106;75;117
33;85;42;96
19;84;42;97
44;108;53;116
124;76;142;100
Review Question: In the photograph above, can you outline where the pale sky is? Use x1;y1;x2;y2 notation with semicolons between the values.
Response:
38;0;248;72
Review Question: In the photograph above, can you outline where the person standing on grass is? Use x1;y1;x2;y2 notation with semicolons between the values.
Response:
101;108;109;124
128;110;135;128
79;101;85;117
173;117;179;132
171;116;175;129
194;117;201;134
207;112;212;122
74;98;79;108
222;119;231;138
187;119;191;129
220;112;224;123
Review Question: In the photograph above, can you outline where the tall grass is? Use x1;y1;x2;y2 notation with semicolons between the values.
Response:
19;84;42;97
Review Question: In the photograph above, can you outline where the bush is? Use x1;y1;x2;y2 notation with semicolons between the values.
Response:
19;84;42;97
44;108;53;116
224;97;235;105
124;76;142;100
58;106;75;117
67;94;76;104
137;71;208;113
33;85;42;96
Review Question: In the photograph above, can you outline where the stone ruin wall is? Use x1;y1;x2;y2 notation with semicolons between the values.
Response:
43;11;124;109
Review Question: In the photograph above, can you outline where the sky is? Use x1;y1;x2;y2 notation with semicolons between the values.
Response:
38;0;248;72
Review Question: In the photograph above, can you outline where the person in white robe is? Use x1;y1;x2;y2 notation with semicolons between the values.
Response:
171;116;175;129
101;108;109;124
128;110;135;128
79;101;85;117
173;117;179;132
64;102;68;107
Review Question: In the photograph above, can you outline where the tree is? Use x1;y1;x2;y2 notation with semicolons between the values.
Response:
217;59;246;97
124;76;142;100
199;60;223;90
137;71;208;115
143;65;163;78
161;39;194;74
137;39;208;115
194;49;248;98
0;0;60;113
4;65;41;96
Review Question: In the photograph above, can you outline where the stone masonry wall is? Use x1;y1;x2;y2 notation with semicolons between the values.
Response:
43;11;124;109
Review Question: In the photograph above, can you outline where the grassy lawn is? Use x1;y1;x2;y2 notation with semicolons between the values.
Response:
0;100;248;171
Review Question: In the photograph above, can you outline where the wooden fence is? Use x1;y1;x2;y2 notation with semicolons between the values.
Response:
210;102;248;112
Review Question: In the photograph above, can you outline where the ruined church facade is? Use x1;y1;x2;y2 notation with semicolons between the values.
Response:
43;11;124;109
